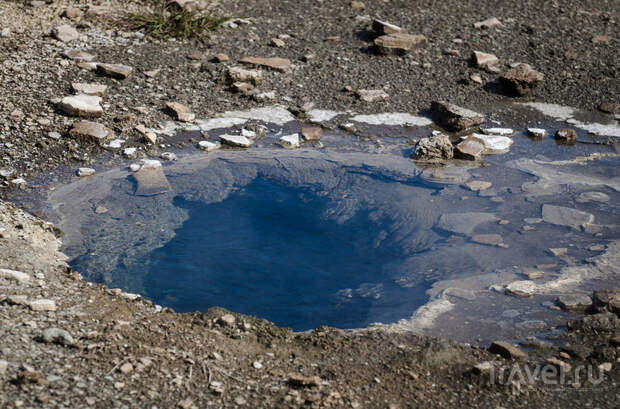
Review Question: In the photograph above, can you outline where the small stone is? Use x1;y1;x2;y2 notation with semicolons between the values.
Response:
144;69;161;78
71;83;107;96
598;362;612;372
252;361;263;369
372;19;402;35
271;38;285;47
77;167;95;177
470;73;483;84
234;397;247;405
546;357;571;372
177;398;194;409
555;128;577;141
523;270;544;279
278;133;300;149
598;102;619;114
412;134;454;161
240;56;291;72
231;82;254;93
129;164;141;172
76;62;98;71
119;363;133;374
301;127;323;141
0;360;7;375
548;248;568;257
41;328;74;346
472;51;499;68
473;17;503;29
94;205;108;214
62;50;95;62
59;95;103;118
0;268;30;284
557;294;592;312
576;191;610;203
374;33;426;55
592;35;613;44
69;121;114;143
464;180;492;191
288;374;322;387
499;219;510;225
471;234;505;247
431;101;485;131
123;148;137;159
219;134;253;148
351;1;365;9
218;314;236;326
527;128;547;138
227;66;263;84
542;204;594;230
165;102;195;122
7;295;28;305
209;380;224;394
481;127;514;136
489;341;528;359
302;53;316;62
472;361;494;374
356;89;389;103
455;135;485;160
62;7;84;19
187;52;204;60
28;299;57;312
499;63;544;96
97;63;133;79
160;152;177;161
214;53;229;63
53;25;79;42
198;141;220;151
505;281;537;297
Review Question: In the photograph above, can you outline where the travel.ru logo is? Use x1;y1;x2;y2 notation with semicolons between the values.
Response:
487;362;609;390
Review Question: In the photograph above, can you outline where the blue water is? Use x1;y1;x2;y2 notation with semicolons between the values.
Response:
132;178;428;331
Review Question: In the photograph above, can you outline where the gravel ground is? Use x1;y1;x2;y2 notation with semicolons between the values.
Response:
0;1;619;407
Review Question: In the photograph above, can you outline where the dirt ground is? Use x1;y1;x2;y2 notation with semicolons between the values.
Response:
0;0;619;407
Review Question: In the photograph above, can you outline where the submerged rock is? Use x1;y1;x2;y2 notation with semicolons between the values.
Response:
557;294;592;312
542;204;594;230
133;164;172;197
436;212;499;236
431;101;485;132
411;134;453;161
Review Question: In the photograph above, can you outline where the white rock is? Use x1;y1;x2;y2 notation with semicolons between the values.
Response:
129;164;141;172
160;152;177;161
527;128;547;138
105;139;124;150
219;134;253;148
471;133;514;154
505;281;537;297
0;268;30;284
252;361;263;369
28;299;57;312
0;359;7;375
41;328;75;345
123;148;137;158
10;178;26;185
59;95;103;118
480;127;514;136
473;17;503;29
77;167;95;177
240;129;257;138
53;25;79;42
198;141;221;152
307;109;342;122
71;83;108;97
140;159;162;169
351;112;433;126
278;133;300;149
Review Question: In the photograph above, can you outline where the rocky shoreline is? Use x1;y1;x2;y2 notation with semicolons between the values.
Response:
1;0;619;407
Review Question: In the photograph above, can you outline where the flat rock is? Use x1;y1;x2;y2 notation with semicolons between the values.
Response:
576;191;609;203
471;133;514;154
542;204;594;230
62;50;95;62
505;281;537;297
239;57;291;72
412;134;453;161
464;180;492;191
227;66;263;84
0;268;30;284
41;328;75;346
198;141;220;151
455;135;485;160
278;133;300;149
53;24;79;42
372;19;402;35
593;289;620;314
165;102;195;122
219;134;253;148
97;63;133;79
133;166;172;197
480;127;514;136
356;89;389;103
557;294;593;312
436;212;499;236
28;299;57;312
59;95;103;118
431;101;485;132
471;234;506;247
489;341;528;359
76;167;95;177
287;374;322;388
499;63;544;96
548;247;568;257
71;82;107;96
599;102;620;114
69;121;113;142
472;51;499;68
420;166;471;186
301;127;323;141
473;17;502;29
374;33;426;54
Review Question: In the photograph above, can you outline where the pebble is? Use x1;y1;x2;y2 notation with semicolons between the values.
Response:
227;66;263;84
473;17;502;29
374;33;426;55
278;133;300;149
160;152;178;161
119;363;133;374
555;128;577;141
76;167;95;177
464;180;492;191
489;341;528;359
123;148;137;159
59;95;103;118
217;314;236;326
62;50;95;62
504;281;537;297
252;361;263;369
548;248;568;257
527;128;547;138
301;127;323;141
472;51;499;68
372;19;402;35
214;53;229;63
41;328;75;346
240;56;291;72
71;83;107;97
